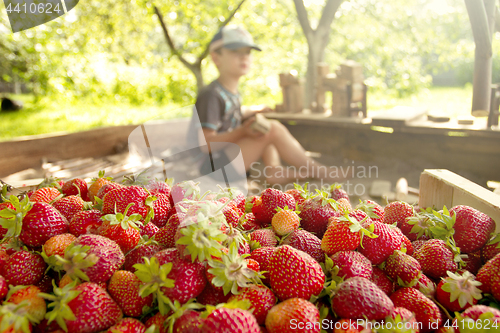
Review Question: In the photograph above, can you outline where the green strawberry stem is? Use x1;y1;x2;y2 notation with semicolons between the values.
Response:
52;244;97;282
0;195;32;241
40;281;82;332
0;301;37;333
102;202;144;230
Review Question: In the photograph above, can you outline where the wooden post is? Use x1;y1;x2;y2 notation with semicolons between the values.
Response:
464;0;496;117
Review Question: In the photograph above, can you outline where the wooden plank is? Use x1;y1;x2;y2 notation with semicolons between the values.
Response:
371;106;428;127
419;169;500;231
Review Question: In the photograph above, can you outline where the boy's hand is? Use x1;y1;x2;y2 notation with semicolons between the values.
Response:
241;117;264;138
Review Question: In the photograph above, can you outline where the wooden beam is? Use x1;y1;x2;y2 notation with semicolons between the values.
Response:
419;169;500;231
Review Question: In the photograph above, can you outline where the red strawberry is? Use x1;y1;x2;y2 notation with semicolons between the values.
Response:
2;250;46;286
0;275;7;300
268;245;325;301
98;205;143;254
239;213;259;231
96;182;125;203
390;287;442;333
249;229;278;249
299;192;340;238
69;209;102;236
201;306;260;333
41;282;123;333
69;234;125;284
455;305;500;332
436;270;481;313
449;205;496;254
355;199;385;223
371;266;395;296
249;247;275;286
476;253;500;294
228;284;277;325
481;233;500;263
144;312;170;333
330;250;373;280
29;187;61;204
383;307;420;333
413;239;458;279
123;242;163;272
151;192;172;228
6;285;47;324
140;222;159;238
331;277;394;320
384;201;413;231
18;201;69;247
52;195;86;222
102;185;154;220
105;318;146;333
107;270;153;317
196;282;231;305
172;309;203;333
171;180;200;204
412;239;428;254
62;178;89;201
282;229;324;263
321;214;365;255
154;212;186;248
462;250;482;275
414;273;436;298
265;298;320;333
43;233;77;257
358;221;403;265
329;183;349;201
258;188;295;227
285;183;310;208
384;250;422;287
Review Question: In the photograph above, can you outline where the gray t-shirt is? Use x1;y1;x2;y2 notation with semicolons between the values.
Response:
187;80;243;148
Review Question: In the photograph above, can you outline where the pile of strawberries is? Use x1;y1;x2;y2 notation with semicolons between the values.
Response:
0;173;499;333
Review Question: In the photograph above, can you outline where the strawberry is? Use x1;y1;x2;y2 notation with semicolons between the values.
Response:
251;196;267;226
154;212;186;248
43;233;77;257
88;171;113;204
222;204;241;228
481;233;500;263
98;204;143;254
268;245;325;301
151;192;172;228
228;284;277;325
0;275;7;300
282;229;324;263
169;307;204;333
330;250;373;280
146;179;172;197
336;198;353;214
144;312;170;333
171;180;201;204
249;247;275;286
105;317;147;333
6;285;47;324
1;250;46;286
102;186;155;223
271;207;300;236
140;222;159;238
299;191;340;238
413;239;458;279
29;187;61;204
412;239;427;254
455;305;500;332
1;196;69;248
436;270;482;313
196;282;231;305
259;188;296;227
390;287;441;333
329;183;349;201
331;277;394;320
68;209;102;236
371;266;395;296
321;214;370;255
200;306;260;333
41;282;123;333
52;195;87;222
248;229;278;249
63;234;125;284
265;298;320;333
384;201;413;230
123;242;163;272
449;205;496;253
462;250;482;275
332;319;368;333
107;270;153;317
476;253;500;294
285;183;310;208
355;199;384;223
239;212;259;231
414;273;436;298
62;178;89;201
358;221;403;265
380;307;420;333
384;250;422;287
96;182;125;203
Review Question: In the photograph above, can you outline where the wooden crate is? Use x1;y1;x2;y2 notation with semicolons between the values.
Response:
419;169;500;232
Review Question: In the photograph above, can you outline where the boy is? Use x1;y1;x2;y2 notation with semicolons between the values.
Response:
189;25;335;185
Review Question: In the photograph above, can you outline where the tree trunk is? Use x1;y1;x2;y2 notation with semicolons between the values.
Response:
465;0;496;117
293;0;343;112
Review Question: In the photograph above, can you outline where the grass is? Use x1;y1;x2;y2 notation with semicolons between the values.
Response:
0;85;477;142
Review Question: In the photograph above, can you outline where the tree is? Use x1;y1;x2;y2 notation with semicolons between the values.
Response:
293;0;344;112
154;0;246;93
464;0;496;116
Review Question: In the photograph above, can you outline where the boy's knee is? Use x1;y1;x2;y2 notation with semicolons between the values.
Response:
268;119;287;137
